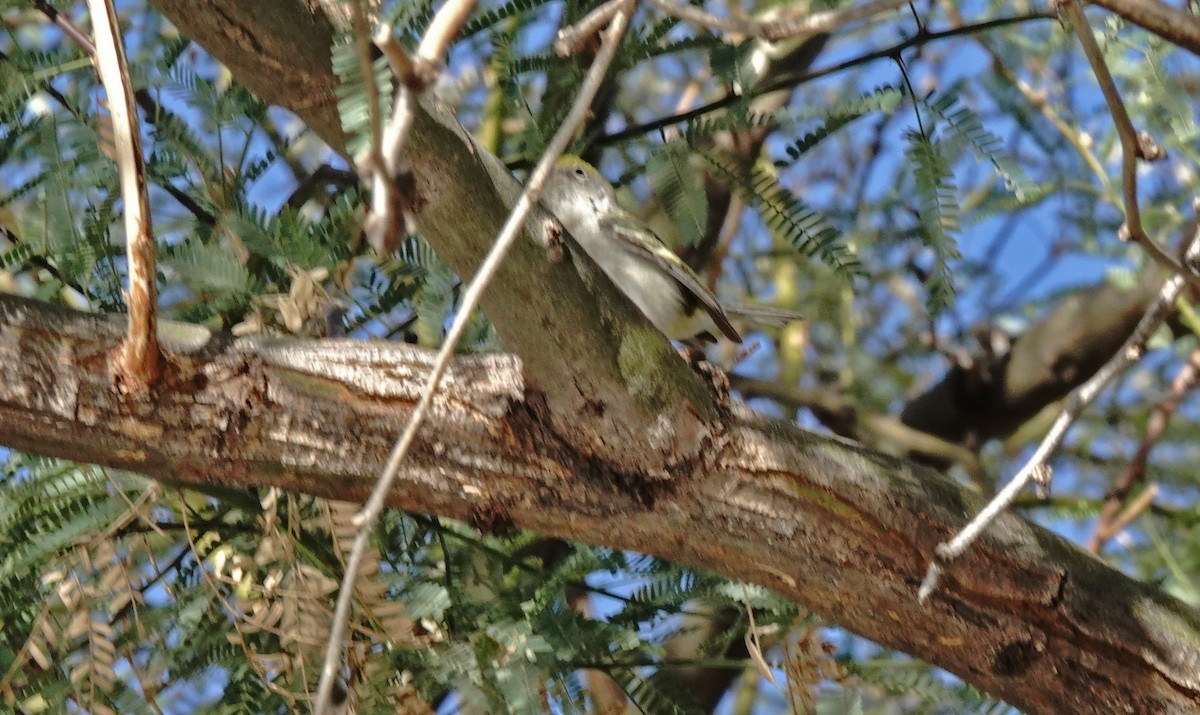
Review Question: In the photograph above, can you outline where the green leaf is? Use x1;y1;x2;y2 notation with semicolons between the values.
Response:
703;152;861;278
331;38;394;159
922;90;1030;201
169;236;252;294
775;86;903;166
647;143;708;247
905;130;961;314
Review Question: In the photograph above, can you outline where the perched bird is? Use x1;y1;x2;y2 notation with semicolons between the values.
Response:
540;156;800;343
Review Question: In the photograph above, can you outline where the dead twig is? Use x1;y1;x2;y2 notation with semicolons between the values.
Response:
86;0;161;389
1058;0;1197;287
312;3;635;712
1088;348;1200;552
919;223;1200;603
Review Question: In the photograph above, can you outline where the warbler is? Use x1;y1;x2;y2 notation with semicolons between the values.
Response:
540;156;799;343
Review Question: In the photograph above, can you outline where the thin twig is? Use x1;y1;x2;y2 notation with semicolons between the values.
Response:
374;25;413;79
992;59;1110;189
311;3;635;712
1105;482;1159;543
352;0;389;210
353;2;402;256
86;0;160;389
1059;0;1196;285
598;12;1054;147
360;29;422;254
918;225;1200;603
1088;348;1200;552
34;0;96;54
360;0;477;254
644;0;910;42
555;0;626;54
415;0;478;71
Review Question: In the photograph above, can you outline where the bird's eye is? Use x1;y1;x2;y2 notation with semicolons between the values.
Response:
574;167;586;178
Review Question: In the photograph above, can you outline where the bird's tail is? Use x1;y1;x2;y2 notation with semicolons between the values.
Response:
722;304;803;328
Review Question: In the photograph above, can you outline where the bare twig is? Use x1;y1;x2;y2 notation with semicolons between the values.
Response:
415;0;478;71
1104;482;1159;543
598;12;1054;147
643;0;910;42
918;225;1200;603
373;25;414;80
741;585;776;686
353;4;405;255
358;0;475;255
312;3;635;712
1088;348;1200;552
34;0;96;54
351;0;389;216
86;0;161;389
987;58;1109;189
555;0;626;54
1059;0;1196;285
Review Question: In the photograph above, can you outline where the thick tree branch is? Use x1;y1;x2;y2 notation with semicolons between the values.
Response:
1086;0;1200;56
149;0;729;477
65;2;1197;711
146;0;1126;466
900;271;1165;447
1;293;1198;713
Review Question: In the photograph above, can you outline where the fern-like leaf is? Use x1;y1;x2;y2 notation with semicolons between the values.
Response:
776;86;903;166
905;130;961;314
616;667;706;715
167;237;253;295
648;143;708;247
702;152;861;277
331;38;395;159
461;0;554;38
923;91;1030;201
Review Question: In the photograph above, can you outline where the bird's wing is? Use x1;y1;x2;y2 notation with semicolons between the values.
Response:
600;212;741;342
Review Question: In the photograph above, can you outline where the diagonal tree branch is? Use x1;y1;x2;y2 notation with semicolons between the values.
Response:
58;2;1200;711
900;268;1168;447
0;292;1198;714
1085;0;1200;56
920;228;1200;601
150;0;730;477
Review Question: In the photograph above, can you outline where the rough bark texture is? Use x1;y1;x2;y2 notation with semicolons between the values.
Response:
2;294;1199;713
3;1;1191;712
142;0;1192;490
1083;0;1200;57
149;0;735;477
